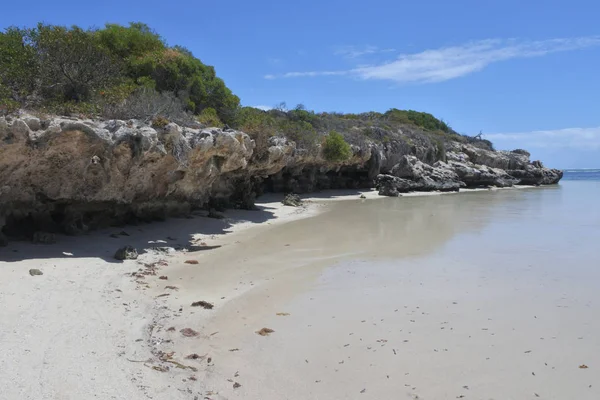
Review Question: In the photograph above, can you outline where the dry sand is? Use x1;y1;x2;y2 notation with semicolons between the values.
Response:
1;186;599;399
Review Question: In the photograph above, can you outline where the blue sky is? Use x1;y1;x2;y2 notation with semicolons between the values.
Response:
2;0;599;168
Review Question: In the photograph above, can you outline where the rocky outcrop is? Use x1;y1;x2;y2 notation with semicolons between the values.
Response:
0;113;562;241
0;113;371;239
375;156;463;196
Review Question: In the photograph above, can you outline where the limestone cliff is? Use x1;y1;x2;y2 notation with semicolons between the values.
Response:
0;113;562;244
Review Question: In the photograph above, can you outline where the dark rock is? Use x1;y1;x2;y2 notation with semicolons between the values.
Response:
29;268;43;276
511;149;531;157
191;300;214;309
114;246;138;260
508;165;563;185
282;193;303;207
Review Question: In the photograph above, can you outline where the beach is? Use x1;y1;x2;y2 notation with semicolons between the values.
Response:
1;183;599;400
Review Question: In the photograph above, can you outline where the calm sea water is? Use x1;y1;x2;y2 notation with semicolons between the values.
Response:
563;168;600;181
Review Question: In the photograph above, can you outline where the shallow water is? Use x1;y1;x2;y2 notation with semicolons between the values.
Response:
183;182;600;399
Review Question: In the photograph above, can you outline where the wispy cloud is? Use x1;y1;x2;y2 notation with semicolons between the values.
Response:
264;70;348;79
335;45;396;59
266;37;600;84
251;105;273;111
487;127;600;150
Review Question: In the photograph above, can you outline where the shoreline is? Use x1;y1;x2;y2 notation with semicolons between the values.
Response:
0;184;557;400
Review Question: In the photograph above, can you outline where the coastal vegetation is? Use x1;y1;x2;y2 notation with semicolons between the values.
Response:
1;22;494;160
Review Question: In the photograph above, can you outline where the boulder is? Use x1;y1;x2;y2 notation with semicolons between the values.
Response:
114;246;138;260
387;156;462;192
23;116;41;131
446;160;518;188
282;193;303;206
508;164;563;185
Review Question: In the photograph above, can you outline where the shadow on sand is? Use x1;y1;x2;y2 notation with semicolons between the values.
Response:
0;204;282;264
0;189;371;264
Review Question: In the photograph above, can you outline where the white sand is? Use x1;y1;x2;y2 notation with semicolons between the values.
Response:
0;194;326;400
2;186;597;400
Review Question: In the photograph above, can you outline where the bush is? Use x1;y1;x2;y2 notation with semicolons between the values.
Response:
151;116;169;128
385;108;451;133
236;107;277;161
197;107;223;127
322;130;352;162
280;120;319;154
102;87;194;126
0;22;239;123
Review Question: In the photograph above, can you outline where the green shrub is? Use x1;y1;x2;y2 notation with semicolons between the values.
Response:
198;107;223;127
322;130;352;162
151;115;169;128
384;108;451;133
236;107;277;160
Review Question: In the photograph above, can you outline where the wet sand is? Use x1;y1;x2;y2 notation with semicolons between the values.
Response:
154;184;600;399
1;184;599;399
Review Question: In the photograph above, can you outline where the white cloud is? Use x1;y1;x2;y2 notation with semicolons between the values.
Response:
266;36;600;84
251;105;273;111
486;127;600;150
274;70;349;79
335;45;396;59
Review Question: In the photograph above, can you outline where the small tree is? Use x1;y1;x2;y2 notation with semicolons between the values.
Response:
322;130;352;162
36;24;122;102
198;107;223;127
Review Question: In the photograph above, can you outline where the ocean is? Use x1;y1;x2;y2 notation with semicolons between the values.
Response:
563;168;600;181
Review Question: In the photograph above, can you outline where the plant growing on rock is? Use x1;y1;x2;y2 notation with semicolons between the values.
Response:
197;107;223;127
322;130;352;162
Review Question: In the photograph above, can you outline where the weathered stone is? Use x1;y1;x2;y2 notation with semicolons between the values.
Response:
10;119;30;141
114;246;138;260
282;193;303;207
29;269;43;276
23;116;41;131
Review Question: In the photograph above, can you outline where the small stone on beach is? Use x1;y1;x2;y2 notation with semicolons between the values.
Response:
180;328;199;337
191;300;214;309
114;245;138;260
256;328;275;336
184;260;199;264
29;269;43;276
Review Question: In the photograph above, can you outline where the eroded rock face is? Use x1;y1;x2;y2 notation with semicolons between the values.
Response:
0;114;371;238
374;142;562;196
0;113;563;239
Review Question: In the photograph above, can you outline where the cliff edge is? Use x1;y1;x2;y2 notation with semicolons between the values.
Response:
0;113;562;245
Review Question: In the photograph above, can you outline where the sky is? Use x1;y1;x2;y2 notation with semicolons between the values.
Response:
1;0;599;168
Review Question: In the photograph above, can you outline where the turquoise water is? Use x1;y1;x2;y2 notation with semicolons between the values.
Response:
563;169;600;181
